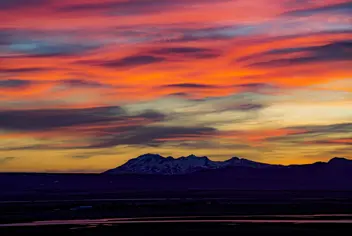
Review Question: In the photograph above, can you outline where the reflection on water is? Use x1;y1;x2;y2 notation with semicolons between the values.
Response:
1;214;352;227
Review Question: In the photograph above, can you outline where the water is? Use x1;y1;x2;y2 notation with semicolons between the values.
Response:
1;214;352;227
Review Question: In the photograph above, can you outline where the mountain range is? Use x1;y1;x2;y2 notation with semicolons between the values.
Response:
100;154;352;190
104;153;348;175
1;155;351;197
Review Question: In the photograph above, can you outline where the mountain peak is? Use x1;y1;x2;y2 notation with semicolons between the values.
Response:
226;157;241;161
328;157;350;164
187;154;198;158
224;156;270;168
137;153;163;160
185;154;209;160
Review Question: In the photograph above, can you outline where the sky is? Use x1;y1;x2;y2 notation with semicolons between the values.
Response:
0;0;351;173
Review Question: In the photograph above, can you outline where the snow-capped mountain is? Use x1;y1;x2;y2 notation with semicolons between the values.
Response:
104;154;275;175
224;157;273;168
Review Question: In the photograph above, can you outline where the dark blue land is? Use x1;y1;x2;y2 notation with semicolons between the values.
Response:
1;157;351;201
1;156;352;226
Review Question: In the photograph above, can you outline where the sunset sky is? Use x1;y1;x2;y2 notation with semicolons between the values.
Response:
0;0;351;173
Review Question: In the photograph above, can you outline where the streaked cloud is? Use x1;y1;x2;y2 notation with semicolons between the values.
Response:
0;157;17;164
0;0;351;172
0;79;32;89
287;123;352;134
59;79;111;88
0;0;46;10
242;40;352;67
306;138;352;146
0;67;49;73
58;0;230;15
151;47;220;59
83;55;165;68
0;106;166;132
162;83;219;89
284;1;352;16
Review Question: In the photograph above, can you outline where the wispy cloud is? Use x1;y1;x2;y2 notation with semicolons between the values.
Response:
0;67;49;73
58;0;230;15
0;106;167;132
59;79;111;88
0;157;17;164
83;55;165;68
284;1;352;16
0;0;46;10
0;0;351;171
162;83;219;89
0;79;33;89
242;41;352;67
151;47;220;59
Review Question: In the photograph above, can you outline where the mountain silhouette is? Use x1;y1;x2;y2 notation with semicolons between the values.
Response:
104;154;279;175
1;156;351;198
99;155;352;190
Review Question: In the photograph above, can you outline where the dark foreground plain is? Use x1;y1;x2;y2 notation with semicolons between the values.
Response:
1;173;352;234
1;189;352;222
1;190;352;235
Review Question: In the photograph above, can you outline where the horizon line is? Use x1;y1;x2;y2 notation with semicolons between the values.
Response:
0;155;350;174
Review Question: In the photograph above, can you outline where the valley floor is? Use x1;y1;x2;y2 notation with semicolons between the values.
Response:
1;190;352;224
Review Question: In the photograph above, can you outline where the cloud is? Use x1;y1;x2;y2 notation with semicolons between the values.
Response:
168;18;350;43
287;123;352;134
266;123;352;143
88;126;217;148
168;140;250;150
167;92;191;97
72;154;95;159
0;0;46;10
91;47;220;70
6;40;100;58
0;28;102;58
0;157;17;164
85;55;165;68
284;1;352;16
59;0;229;15
108;22;271;44
0;79;32;89
0;68;48;73
234;83;280;93
0;106;126;131
59;0;174;14
323;147;352;156
170;24;263;42
245;41;352;67
1;0;351;168
59;79;110;88
0;106;173;150
306;138;352;146
151;47;220;59
0;116;217;150
162;83;219;89
227;103;266;111
0;30;13;45
152;47;211;54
